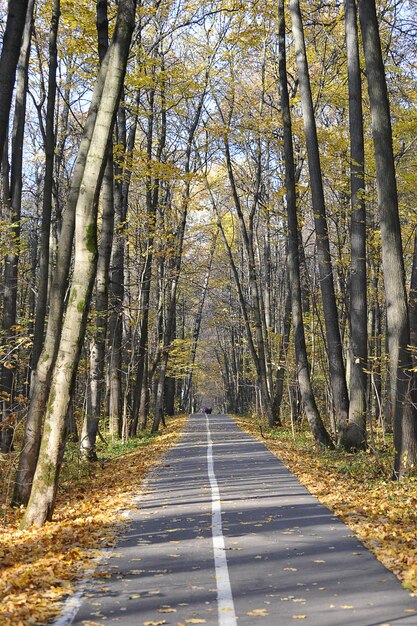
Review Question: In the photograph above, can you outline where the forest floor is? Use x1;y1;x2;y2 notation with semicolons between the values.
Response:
234;416;417;597
0;415;188;626
1;413;417;626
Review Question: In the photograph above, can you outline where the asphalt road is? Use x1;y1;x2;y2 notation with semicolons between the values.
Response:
55;413;417;626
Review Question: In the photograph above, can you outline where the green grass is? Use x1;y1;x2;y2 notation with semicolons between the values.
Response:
61;430;162;484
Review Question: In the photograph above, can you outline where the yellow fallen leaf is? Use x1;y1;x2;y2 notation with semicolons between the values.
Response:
144;622;166;626
247;608;269;616
159;607;177;613
341;605;354;609
185;620;207;624
292;617;307;620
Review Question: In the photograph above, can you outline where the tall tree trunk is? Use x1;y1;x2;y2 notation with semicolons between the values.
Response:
82;154;114;456
107;97;138;435
181;233;217;411
278;0;334;448
81;0;114;459
151;74;208;431
19;0;137;520
130;65;167;434
358;0;417;477
0;0;34;453
108;174;125;436
271;286;292;423
290;0;349;435
31;0;60;371
223;135;275;425
152;220;185;431
409;229;417;350
0;0;29;157
341;0;368;451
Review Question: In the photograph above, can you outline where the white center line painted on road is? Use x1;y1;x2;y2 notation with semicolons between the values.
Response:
206;414;238;626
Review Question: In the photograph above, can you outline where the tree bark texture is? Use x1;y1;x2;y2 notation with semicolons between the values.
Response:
224;136;275;425
341;0;368;451
290;0;349;435
181;233;217;411
278;0;334;448
0;0;29;157
0;0;34;453
31;0;60;372
358;0;417;476
130;85;159;435
82;0;114;459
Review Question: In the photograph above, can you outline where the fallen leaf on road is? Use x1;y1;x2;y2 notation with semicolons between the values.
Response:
247;608;268;616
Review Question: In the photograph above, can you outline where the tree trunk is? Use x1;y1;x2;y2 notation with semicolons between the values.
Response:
409;229;417;350
31;0;60;371
151;73;208;431
340;0;368;451
82;153;114;457
278;0;334;448
21;0;136;527
290;0;349;435
181;233;217;411
152;210;187;431
82;0;114;459
130;74;166;434
271;286;292;423
358;0;417;477
0;0;34;453
0;0;29;157
223;136;275;425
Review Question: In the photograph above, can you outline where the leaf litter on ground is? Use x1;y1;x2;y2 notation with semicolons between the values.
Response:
0;415;188;626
